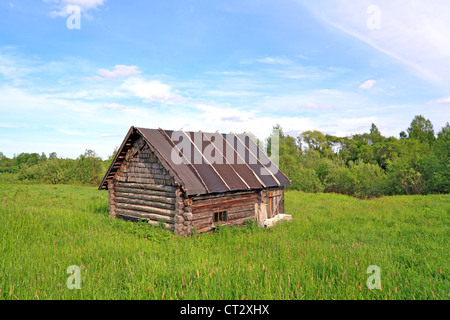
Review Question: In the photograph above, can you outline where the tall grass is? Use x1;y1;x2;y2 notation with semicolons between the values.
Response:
0;184;448;300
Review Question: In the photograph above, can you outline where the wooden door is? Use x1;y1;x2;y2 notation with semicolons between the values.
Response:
268;190;284;218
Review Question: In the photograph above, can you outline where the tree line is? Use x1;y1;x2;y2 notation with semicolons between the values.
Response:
0;149;114;186
0;115;448;198
269;115;449;198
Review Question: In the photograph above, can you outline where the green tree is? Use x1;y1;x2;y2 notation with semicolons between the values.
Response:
433;122;449;163
337;137;358;164
368;123;384;145
407;115;435;145
76;149;105;185
300;130;327;152
385;139;430;195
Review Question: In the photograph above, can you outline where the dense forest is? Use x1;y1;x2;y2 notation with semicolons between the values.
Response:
0;115;448;198
272;115;449;198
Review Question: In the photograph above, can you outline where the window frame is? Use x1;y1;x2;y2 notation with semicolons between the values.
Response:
213;210;228;223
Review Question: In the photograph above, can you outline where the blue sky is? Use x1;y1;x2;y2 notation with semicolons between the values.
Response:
1;0;449;159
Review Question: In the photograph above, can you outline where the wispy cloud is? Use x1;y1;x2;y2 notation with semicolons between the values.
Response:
103;103;126;110
300;0;450;86
44;0;106;18
100;133;122;138
0;53;35;86
204;71;254;76
220;116;246;122
57;127;88;136
89;65;142;81
257;57;291;65
359;80;376;89
427;96;450;105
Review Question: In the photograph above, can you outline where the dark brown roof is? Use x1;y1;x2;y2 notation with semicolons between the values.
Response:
99;126;290;195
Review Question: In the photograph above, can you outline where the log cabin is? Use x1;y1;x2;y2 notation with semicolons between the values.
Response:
99;126;291;236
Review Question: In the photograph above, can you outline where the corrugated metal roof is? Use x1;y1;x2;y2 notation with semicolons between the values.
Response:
99;126;290;195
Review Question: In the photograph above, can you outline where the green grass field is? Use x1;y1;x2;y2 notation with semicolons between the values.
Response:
0;184;448;300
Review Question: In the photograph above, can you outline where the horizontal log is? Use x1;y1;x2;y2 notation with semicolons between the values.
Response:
114;187;175;198
121;165;150;173
127;162;150;169
116;175;128;182
135;150;153;157
227;216;254;226
116;212;174;230
193;213;254;228
191;190;255;201
115;191;176;205
193;202;256;215
126;167;166;175
116;202;175;217
116;172;156;182
192;195;258;209
115;208;174;224
120;172;159;179
115;196;175;210
192;216;212;227
228;210;254;220
116;182;177;193
191;212;212;221
196;226;214;234
124;177;171;186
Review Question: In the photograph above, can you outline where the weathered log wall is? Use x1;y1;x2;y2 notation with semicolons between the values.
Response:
115;138;176;186
108;138;184;233
190;191;259;234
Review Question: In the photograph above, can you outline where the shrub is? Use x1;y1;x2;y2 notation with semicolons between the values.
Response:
288;165;324;193
325;160;387;198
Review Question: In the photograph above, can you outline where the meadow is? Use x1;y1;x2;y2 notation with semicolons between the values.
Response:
0;184;448;300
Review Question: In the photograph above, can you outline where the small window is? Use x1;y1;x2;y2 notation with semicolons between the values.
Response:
213;210;228;223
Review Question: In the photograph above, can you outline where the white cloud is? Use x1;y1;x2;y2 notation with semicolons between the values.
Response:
427;96;450;105
121;77;184;104
57;128;88;136
194;103;256;123
257;57;291;65
359;80;376;89
89;65;142;81
44;0;105;17
206;90;260;98
100;133;121;138
260;89;366;113
103;103;126;110
299;103;332;110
